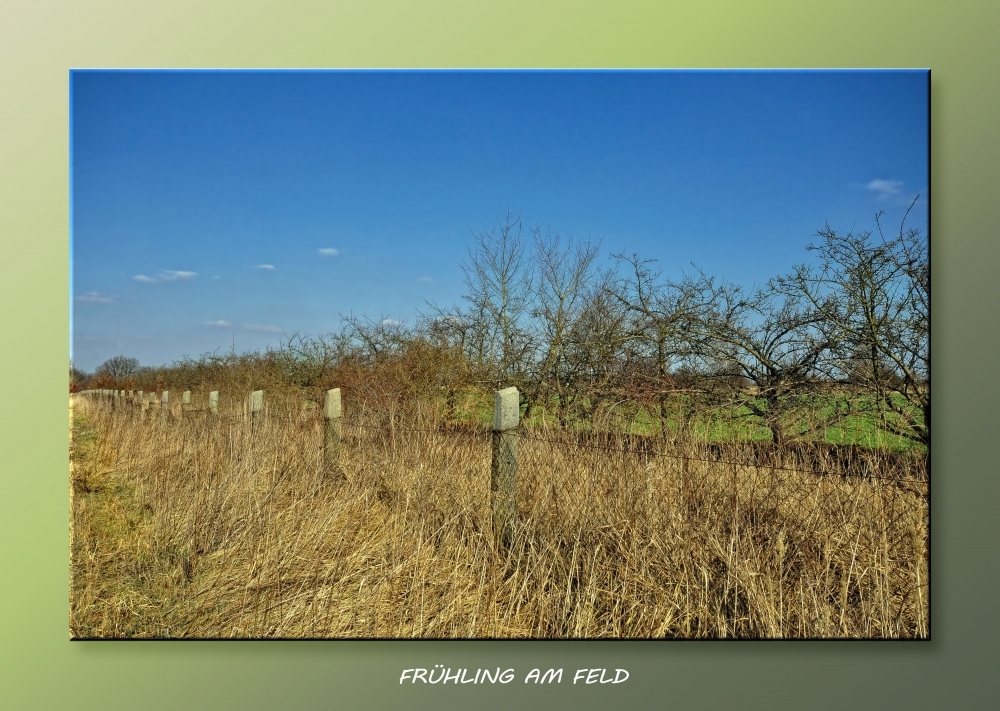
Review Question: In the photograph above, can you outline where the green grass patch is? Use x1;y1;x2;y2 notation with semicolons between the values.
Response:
439;388;925;452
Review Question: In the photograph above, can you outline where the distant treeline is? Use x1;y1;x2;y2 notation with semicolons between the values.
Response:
73;207;928;448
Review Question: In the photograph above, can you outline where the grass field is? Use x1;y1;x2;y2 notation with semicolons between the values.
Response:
447;389;925;453
69;392;928;639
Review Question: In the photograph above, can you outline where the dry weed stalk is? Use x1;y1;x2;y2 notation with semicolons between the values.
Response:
70;393;928;639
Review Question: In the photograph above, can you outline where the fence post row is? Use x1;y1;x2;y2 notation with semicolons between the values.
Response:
86;384;524;545
323;388;343;479
491;386;520;547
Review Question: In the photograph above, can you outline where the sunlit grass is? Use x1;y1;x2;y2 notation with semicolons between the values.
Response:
70;392;928;639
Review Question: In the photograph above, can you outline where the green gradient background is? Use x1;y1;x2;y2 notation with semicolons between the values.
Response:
1;1;996;709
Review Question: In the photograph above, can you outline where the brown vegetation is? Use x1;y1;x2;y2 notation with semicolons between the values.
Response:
70;391;927;639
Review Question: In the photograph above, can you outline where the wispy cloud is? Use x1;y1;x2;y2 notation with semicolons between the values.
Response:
866;179;904;200
318;248;340;257
206;320;232;328
381;318;403;326
133;270;198;283
417;276;434;283
76;291;115;303
256;264;276;270
160;270;197;281
243;323;283;334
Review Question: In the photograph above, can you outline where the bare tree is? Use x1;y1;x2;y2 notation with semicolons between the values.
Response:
274;331;354;388
341;314;410;364
96;355;141;380
416;307;483;418
530;227;602;425
685;273;837;447
776;200;929;446
70;360;89;391
458;210;536;389
559;267;635;426
606;254;705;436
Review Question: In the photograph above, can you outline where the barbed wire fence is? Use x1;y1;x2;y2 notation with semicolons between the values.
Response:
75;385;929;636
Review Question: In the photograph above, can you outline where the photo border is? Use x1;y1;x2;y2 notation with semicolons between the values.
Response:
2;1;995;709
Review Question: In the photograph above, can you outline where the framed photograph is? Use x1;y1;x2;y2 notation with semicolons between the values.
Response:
69;69;929;640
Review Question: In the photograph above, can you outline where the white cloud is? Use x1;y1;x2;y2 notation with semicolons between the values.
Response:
159;270;197;281
318;248;340;257
206;320;232;328
76;291;115;303
381;318;403;326
866;179;904;200
417;276;434;283
256;264;276;270
133;270;198;283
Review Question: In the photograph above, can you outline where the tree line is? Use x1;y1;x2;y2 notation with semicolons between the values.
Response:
74;204;928;448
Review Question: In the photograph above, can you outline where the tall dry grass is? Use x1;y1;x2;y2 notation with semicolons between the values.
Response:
70;391;928;639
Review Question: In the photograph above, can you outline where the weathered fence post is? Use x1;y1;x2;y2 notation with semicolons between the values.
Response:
161;390;169;420
251;390;263;432
323;388;343;478
182;390;191;417
138;390;145;414
491;386;520;547
209;391;219;416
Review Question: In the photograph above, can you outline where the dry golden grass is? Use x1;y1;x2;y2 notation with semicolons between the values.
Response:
69;392;928;639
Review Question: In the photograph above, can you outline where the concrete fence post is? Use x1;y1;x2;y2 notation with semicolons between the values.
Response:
182;390;191;417
251;390;263;431
323;388;343;478
138;390;145;414
161;390;169;420
209;391;219;416
491;386;520;547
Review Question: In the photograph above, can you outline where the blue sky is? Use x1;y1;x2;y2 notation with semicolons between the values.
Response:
71;70;928;372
